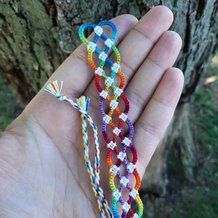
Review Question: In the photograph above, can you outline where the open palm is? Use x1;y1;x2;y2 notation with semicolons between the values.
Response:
0;6;183;218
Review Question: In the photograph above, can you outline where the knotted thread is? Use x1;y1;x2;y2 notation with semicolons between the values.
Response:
44;80;112;218
79;21;144;218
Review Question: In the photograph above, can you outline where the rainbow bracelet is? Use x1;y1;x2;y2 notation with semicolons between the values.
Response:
79;21;144;218
44;80;112;217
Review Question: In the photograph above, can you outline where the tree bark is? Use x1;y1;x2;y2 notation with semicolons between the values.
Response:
0;0;65;102
0;0;217;217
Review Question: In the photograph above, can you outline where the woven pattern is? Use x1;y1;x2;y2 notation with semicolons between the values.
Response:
79;21;144;218
44;80;112;218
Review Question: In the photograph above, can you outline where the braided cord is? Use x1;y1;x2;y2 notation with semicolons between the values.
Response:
79;21;144;217
44;80;112;218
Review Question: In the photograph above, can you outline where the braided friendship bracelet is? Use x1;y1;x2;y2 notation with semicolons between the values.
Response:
79;21;144;217
44;80;112;218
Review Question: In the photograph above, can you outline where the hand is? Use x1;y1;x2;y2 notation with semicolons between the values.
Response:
0;6;183;217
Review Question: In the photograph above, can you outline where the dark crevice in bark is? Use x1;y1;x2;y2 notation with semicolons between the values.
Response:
196;0;206;20
184;68;201;100
112;0;118;17
183;6;191;53
0;12;7;24
43;0;58;26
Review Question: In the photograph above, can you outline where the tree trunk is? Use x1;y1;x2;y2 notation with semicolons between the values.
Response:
0;0;217;217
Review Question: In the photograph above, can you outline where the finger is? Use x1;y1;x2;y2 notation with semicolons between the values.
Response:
85;6;173;113
117;5;173;82
134;67;184;176
46;14;138;97
126;31;182;122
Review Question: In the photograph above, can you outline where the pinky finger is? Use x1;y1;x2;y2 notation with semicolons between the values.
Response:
134;67;184;176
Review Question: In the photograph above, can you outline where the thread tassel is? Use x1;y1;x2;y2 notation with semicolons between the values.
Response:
44;80;63;99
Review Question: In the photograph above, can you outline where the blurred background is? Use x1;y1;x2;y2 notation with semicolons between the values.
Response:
0;0;217;217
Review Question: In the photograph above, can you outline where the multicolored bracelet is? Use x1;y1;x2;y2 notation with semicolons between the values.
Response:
79;21;144;218
44;80;112;217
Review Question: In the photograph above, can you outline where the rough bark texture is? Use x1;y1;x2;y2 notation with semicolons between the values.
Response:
0;0;64;102
0;0;217;217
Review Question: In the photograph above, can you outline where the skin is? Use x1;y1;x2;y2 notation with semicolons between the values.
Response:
0;6;184;218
